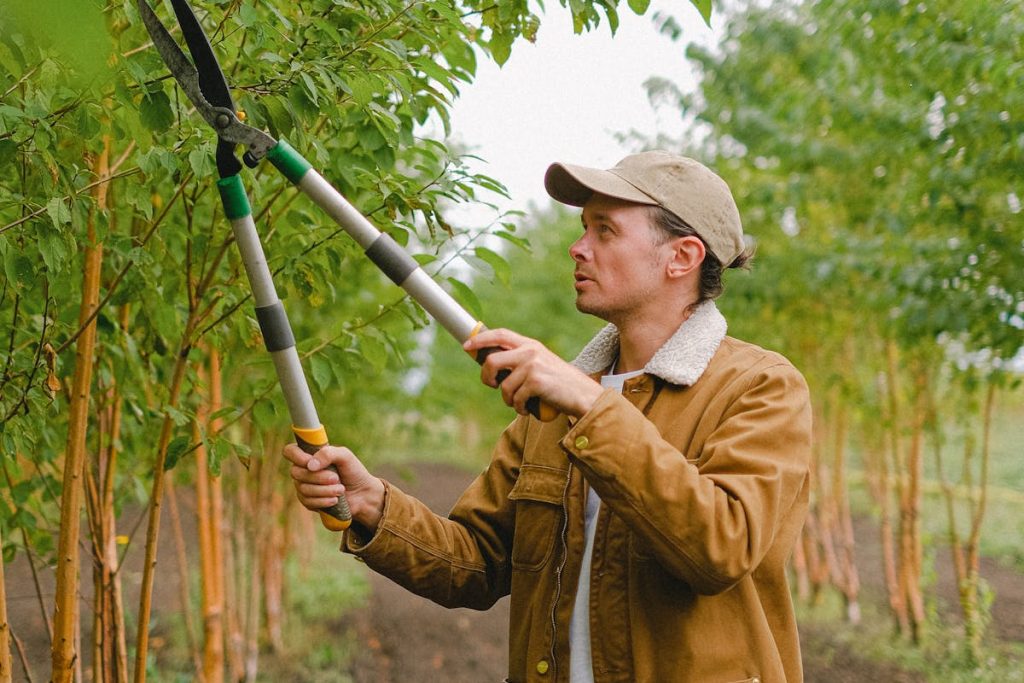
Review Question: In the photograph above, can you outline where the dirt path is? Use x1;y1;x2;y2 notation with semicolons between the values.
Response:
340;461;1022;682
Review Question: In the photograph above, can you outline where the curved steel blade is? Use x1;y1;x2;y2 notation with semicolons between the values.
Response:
169;0;235;112
137;0;215;121
136;0;277;162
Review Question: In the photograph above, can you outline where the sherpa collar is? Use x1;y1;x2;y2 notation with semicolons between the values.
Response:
571;300;727;386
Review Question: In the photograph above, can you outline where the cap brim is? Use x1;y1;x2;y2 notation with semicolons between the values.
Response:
544;162;658;207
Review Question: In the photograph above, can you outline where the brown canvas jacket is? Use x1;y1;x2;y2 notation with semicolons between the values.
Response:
342;302;812;683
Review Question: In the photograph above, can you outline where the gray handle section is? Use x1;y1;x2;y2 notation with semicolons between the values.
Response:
254;302;296;353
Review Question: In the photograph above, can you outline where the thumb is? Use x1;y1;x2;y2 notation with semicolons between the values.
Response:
307;444;343;472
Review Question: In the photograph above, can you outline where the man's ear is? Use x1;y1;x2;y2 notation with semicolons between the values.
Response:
666;235;705;280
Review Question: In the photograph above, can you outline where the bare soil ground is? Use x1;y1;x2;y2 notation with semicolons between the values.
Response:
6;461;1021;681
344;461;1023;683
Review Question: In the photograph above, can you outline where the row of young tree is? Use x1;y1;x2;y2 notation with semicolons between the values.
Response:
0;0;712;680
668;0;1021;664
422;0;1023;670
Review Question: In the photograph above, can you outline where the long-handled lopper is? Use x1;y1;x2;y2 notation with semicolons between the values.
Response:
136;0;557;531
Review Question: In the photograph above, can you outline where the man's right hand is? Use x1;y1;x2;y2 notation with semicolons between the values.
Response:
282;443;386;533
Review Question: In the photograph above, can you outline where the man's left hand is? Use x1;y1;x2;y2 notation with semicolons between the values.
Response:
463;328;604;418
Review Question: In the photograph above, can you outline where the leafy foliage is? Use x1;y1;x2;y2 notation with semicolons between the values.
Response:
0;0;708;575
661;0;1024;384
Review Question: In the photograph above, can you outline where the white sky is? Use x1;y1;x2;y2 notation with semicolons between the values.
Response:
443;0;722;225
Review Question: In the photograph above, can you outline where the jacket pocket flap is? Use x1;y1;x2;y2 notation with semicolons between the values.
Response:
508;464;568;505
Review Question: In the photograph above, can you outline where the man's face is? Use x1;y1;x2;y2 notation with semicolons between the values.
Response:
569;194;672;324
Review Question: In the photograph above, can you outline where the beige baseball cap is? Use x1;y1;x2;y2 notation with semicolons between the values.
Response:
544;150;745;266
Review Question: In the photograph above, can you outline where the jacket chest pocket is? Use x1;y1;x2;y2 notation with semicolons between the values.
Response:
507;464;568;572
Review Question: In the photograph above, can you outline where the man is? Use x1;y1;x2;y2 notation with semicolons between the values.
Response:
284;151;812;682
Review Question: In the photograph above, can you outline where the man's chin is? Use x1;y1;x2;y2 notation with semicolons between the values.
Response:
575;298;611;321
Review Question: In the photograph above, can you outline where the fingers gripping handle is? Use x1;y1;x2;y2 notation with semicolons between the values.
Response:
470;325;559;422
292;426;352;532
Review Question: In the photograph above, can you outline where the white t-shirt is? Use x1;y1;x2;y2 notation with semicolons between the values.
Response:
569;367;645;683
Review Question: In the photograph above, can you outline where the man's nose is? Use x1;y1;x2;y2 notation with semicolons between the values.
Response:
569;235;589;261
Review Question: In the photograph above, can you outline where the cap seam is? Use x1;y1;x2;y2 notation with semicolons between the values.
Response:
606;169;659;205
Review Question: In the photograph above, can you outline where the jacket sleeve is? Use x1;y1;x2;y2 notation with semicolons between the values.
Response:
563;361;812;595
340;416;529;610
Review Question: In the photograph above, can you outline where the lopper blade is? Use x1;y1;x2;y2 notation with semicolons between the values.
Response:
168;0;235;112
136;0;276;166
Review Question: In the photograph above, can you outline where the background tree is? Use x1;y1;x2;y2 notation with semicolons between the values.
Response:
647;0;1022;659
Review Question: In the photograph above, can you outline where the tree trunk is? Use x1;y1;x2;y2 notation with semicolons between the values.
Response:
962;382;996;664
86;302;130;683
223;462;246;682
166;476;204;679
0;524;12;683
883;341;911;638
51;139;109;682
903;366;928;643
131;345;194;683
198;349;226;683
263;487;286;654
244;452;276;682
831;400;860;623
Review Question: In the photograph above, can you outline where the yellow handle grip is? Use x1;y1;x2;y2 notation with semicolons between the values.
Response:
292;425;352;531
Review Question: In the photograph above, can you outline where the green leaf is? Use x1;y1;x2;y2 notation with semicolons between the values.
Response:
163;435;191;472
4;250;36;291
628;0;650;14
139;90;174;133
188;147;215;179
446;277;484;320
360;334;389;373
76;107;101;138
208;406;240;423
693;0;712;25
45;197;71;228
495;230;531;252
11;480;35;504
490;31;513;66
208;438;228;477
474;246;511;286
300;72;320;107
310;353;333;393
38;225;71;273
0;139;18;167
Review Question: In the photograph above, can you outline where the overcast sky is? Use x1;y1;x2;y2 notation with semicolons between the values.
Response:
442;0;722;226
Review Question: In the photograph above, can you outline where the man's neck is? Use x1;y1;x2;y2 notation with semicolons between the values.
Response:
612;303;697;374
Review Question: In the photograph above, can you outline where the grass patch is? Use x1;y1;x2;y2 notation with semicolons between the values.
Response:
258;538;370;681
797;590;1024;682
141;533;370;681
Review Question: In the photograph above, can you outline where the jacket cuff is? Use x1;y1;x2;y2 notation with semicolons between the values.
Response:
339;479;394;555
561;387;636;481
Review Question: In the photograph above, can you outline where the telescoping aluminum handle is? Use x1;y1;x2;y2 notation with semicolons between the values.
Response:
217;175;353;531
264;140;559;423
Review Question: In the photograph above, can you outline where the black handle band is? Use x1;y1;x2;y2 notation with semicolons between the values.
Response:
254;302;296;352
476;346;542;420
365;232;418;285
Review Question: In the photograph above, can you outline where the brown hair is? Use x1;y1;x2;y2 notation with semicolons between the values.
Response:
647;206;753;303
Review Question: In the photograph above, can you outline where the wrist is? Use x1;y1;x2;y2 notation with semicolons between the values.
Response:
353;477;386;532
569;382;605;418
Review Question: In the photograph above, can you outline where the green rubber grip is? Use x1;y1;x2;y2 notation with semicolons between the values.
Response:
216;175;251;219
266;139;312;185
